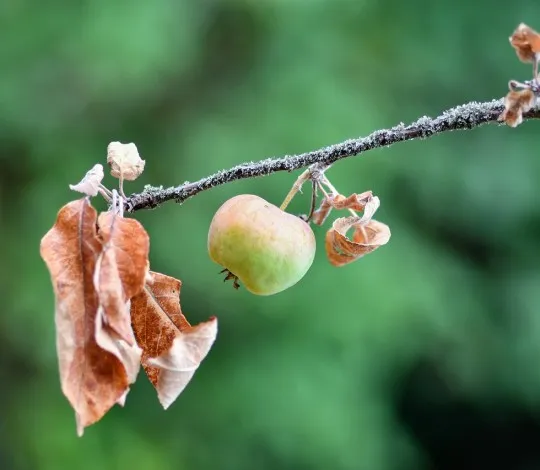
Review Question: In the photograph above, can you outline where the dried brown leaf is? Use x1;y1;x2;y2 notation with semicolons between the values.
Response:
325;217;391;267
94;211;150;345
499;89;536;127
131;272;218;409
312;191;374;226
107;142;145;181
40;198;132;436
94;311;141;386
509;23;540;63
69;164;104;197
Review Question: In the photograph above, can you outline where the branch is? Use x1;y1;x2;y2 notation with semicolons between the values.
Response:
125;98;540;212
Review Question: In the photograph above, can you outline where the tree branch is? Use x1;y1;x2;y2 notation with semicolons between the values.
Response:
125;98;540;212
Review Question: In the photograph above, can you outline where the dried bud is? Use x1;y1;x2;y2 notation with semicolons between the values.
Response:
499;89;536;127
107;142;145;181
509;23;540;64
69;164;104;197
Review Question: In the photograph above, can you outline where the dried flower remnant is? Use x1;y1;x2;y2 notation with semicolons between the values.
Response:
499;89;536;127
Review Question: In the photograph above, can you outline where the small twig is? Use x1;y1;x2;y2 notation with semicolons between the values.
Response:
125;98;540;212
306;180;318;222
99;184;113;198
98;187;112;203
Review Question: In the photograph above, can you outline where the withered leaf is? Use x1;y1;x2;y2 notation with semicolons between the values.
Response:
107;142;146;181
69;164;104;197
326;217;391;267
499;89;536;128
95;211;150;345
509;23;540;64
40;198;133;436
312;191;375;226
131;272;218;409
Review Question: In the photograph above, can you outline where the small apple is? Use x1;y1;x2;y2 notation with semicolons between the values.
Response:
208;194;316;295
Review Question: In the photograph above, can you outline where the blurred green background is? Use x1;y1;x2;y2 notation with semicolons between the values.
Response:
2;0;540;469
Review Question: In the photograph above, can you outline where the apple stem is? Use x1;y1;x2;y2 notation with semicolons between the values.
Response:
280;162;334;216
305;180;318;221
279;168;311;211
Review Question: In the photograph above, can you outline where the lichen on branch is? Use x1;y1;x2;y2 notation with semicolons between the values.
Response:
124;98;540;213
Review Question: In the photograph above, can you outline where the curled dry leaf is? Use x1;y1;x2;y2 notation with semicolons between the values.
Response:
131;272;218;409
499;89;536;127
40;198;135;436
95;212;150;345
91;210;153;393
509;23;540;64
69;164;104;197
107;142;145;181
312;191;375;226
311;189;389;266
326;217;391;267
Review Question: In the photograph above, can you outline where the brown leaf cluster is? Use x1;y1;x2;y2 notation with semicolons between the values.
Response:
500;23;540;127
312;191;391;266
40;198;217;436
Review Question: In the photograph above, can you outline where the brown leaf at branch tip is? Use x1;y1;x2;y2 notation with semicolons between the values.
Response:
326;217;391;267
312;191;374;226
40;198;133;436
509;23;540;63
130;271;218;409
499;89;536;127
69;164;104;197
107;142;145;181
95;211;150;345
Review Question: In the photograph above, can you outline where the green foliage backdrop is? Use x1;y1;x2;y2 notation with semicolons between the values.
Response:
2;1;540;469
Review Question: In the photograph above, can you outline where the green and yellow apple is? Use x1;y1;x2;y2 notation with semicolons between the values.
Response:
208;194;316;295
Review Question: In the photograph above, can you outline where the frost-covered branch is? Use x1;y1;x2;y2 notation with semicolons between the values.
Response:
125;98;540;212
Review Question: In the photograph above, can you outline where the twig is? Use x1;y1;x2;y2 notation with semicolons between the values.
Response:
125;98;540;212
305;180;318;222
